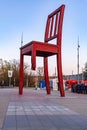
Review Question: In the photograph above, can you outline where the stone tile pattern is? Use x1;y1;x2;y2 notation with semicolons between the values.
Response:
2;101;87;130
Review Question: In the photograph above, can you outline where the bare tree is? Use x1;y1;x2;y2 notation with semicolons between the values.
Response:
83;62;87;80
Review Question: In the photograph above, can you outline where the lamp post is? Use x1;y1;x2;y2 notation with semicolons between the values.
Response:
82;67;84;83
77;38;80;84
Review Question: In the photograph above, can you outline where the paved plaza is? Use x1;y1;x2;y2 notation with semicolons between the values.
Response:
0;88;87;130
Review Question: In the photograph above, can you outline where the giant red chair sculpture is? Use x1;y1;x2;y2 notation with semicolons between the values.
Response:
19;4;65;96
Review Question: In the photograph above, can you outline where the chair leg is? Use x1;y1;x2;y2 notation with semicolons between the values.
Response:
19;51;24;95
31;48;36;70
44;57;50;94
57;54;65;97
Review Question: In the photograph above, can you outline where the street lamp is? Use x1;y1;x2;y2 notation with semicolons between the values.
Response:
77;38;80;84
82;67;84;83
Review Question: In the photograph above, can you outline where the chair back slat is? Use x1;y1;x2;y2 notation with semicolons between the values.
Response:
49;16;54;38
44;5;65;45
54;13;58;36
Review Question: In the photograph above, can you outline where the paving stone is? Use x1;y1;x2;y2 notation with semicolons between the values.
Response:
17;128;32;130
16;115;29;128
59;128;72;130
2;128;16;130
3;115;16;128
1;88;87;129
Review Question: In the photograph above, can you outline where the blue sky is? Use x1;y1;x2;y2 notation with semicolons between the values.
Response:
0;0;87;75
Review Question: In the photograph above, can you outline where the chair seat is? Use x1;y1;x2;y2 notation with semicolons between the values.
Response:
21;41;59;57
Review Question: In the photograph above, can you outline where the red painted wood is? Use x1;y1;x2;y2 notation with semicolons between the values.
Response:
19;4;65;96
31;44;36;70
44;57;50;94
19;50;24;95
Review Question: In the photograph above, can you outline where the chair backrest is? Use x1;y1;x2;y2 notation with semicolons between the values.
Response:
44;4;65;46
